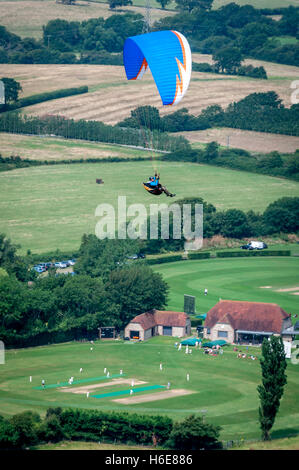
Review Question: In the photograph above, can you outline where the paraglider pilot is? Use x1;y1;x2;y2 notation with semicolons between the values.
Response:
145;173;176;197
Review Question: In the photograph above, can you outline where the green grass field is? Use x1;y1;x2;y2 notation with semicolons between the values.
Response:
153;257;299;316
1;334;299;443
1;161;299;254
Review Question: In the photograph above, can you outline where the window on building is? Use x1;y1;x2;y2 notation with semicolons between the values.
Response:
130;330;140;339
207;328;210;334
218;330;228;338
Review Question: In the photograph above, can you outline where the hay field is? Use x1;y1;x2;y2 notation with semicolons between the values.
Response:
1;60;297;126
192;53;299;81
0;132;158;161
0;0;174;39
176;128;299;154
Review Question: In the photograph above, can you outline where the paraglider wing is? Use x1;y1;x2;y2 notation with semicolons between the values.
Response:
123;30;192;106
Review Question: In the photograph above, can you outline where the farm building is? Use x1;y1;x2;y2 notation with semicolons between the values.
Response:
203;300;293;345
124;309;191;341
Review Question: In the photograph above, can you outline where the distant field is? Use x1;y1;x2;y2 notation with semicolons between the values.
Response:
212;0;299;8
0;160;299;254
177;128;299;154
0;0;174;39
1;61;297;126
0;133;158;161
192;53;299;81
153;257;299;316
1;335;299;442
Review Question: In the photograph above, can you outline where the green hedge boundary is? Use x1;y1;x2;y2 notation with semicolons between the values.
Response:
145;249;291;265
216;250;291;258
145;255;183;265
1;86;89;113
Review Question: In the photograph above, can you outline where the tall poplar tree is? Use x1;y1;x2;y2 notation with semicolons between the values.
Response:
257;336;287;440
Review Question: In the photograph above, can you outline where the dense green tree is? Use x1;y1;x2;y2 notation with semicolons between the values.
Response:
257;151;283;171
0;416;18;449
263;197;299;233
105;264;169;328
284;153;299;176
108;0;132;9
0;276;27;332
9;411;41;448
0;78;22;104
203;141;219;161
156;0;172;9
257;336;287;441
213;46;243;74
76;235;141;279
220;209;251;239
57;275;107;317
175;0;213;13
0;233;19;267
166;414;222;450
43;19;81;50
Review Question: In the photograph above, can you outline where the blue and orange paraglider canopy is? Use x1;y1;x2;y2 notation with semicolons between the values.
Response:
123;30;192;195
123;30;192;106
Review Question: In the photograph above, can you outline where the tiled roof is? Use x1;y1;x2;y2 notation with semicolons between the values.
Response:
204;300;290;334
129;310;188;330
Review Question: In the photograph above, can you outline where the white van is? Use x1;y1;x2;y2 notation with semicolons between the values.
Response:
249;241;267;250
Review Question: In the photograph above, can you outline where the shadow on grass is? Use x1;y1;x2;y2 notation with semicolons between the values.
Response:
271;427;299;439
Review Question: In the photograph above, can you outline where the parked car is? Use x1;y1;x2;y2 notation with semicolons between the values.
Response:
32;265;46;273
250;241;267;250
54;261;68;268
127;254;139;260
67;259;76;266
38;263;49;270
240;244;254;250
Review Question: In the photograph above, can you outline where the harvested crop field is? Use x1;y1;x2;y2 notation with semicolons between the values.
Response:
1;62;296;126
177;128;299;154
192;53;299;81
0;1;174;39
113;389;195;404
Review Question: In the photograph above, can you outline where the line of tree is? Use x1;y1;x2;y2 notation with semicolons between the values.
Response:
0;407;222;450
0;112;190;152
163;144;299;182
141;196;299;254
0;4;298;66
118;92;299;137
0;12;143;65
153;3;299;66
193;60;267;79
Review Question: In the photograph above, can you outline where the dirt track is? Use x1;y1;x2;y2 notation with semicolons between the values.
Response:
113;388;195;404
